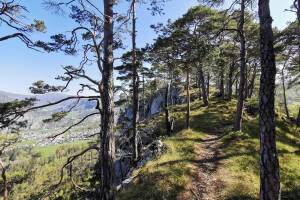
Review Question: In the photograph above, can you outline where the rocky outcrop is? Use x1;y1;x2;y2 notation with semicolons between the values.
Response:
117;86;183;123
136;139;165;168
114;86;183;186
145;86;182;117
116;139;166;191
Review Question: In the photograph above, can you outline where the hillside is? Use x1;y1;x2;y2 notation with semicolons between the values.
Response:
0;90;100;145
0;90;29;103
1;94;299;199
118;99;300;200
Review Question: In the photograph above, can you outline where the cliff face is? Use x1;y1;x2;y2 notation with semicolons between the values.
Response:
118;86;183;122
114;86;183;184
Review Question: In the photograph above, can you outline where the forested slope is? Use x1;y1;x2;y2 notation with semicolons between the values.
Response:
118;98;300;200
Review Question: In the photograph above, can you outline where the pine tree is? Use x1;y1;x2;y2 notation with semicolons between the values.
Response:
258;0;281;199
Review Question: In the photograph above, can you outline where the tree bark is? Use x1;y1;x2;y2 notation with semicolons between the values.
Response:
227;60;235;101
258;0;281;199
186;68;190;129
165;82;172;135
244;65;249;98
197;73;202;100
219;66;225;99
234;0;246;131
169;66;174;106
248;64;257;98
199;66;209;106
281;61;290;119
100;0;115;199
206;72;210;100
297;107;300;126
235;77;239;97
131;0;139;163
142;73;146;119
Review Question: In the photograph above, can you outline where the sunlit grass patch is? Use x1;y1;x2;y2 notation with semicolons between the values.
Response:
118;129;207;200
119;98;300;200
32;140;90;158
219;111;300;200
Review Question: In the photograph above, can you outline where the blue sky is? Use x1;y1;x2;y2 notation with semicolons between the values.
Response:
0;0;296;95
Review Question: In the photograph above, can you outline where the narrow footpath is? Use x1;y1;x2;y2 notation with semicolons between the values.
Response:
188;133;224;200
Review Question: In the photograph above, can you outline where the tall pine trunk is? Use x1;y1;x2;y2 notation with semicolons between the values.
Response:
199;66;209;106
281;61;290;119
165;82;172;135
227;60;234;101
142;73;146;119
198;73;202;100
186;68;190;129
131;0;139;162
100;0;115;199
206;72;210;100
219;66;225;99
297;108;300;126
169;66;174;106
258;0;281;199
235;77;239;97
248;64;257;98
244;66;249;98
234;0;246;131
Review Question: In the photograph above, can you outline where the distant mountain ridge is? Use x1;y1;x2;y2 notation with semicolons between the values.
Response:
0;90;30;103
0;89;97;108
0;90;97;129
0;90;69;103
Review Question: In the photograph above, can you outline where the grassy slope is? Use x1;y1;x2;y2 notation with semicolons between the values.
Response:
3;141;94;200
118;99;300;200
221;103;300;200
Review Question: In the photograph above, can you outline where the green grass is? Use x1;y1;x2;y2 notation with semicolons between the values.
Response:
118;99;211;200
32;140;89;158
2;140;95;200
212;100;300;200
118;129;207;200
118;98;300;200
288;103;300;118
